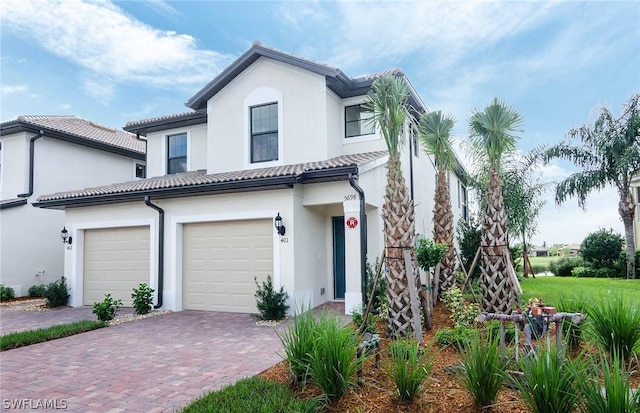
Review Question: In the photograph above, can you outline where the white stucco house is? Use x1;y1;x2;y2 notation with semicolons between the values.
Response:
34;43;468;313
0;115;145;296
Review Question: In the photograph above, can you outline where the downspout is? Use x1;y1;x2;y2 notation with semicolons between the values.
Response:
17;130;45;198
348;173;367;304
144;196;164;309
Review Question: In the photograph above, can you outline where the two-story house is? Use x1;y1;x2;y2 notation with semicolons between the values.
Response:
34;43;467;313
0;115;145;295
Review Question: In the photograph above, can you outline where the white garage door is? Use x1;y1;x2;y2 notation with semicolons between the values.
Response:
83;226;150;306
183;219;273;313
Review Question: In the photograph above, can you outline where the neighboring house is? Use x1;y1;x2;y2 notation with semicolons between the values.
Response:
566;244;581;257
34;43;468;313
0;115;145;295
529;246;550;257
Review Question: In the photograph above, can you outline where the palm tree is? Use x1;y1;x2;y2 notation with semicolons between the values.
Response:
365;75;418;337
417;111;457;298
469;98;524;313
538;93;640;279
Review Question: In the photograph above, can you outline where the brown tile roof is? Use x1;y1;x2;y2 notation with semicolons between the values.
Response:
36;151;388;204
124;111;205;128
3;115;145;154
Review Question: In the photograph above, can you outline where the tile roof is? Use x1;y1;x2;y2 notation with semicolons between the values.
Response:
124;111;206;129
37;151;388;204
2;115;145;154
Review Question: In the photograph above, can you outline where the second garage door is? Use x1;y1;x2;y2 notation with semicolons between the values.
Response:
182;219;273;313
83;226;150;306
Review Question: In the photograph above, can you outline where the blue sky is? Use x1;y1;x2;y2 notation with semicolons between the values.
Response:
1;0;639;246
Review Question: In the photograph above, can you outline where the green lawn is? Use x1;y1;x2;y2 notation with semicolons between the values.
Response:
519;276;640;306
528;255;558;268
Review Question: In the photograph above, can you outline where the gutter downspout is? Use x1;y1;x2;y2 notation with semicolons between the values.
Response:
348;173;367;304
17;130;45;198
144;196;164;309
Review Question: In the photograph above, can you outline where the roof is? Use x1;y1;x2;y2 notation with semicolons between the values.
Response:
0;198;28;210
123;111;207;136
185;42;425;112
0;115;145;159
34;151;388;209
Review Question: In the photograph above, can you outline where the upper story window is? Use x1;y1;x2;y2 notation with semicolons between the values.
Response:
345;104;374;138
251;103;278;163
135;163;146;179
459;182;468;222
167;133;187;174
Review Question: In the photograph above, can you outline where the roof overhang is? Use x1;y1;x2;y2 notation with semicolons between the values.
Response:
0;198;28;210
123;111;207;136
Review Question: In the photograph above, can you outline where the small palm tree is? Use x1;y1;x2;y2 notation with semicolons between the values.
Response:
538;93;640;279
469;98;524;313
417;111;457;298
365;75;418;338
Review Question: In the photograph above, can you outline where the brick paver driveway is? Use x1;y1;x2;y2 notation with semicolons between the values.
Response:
0;311;285;412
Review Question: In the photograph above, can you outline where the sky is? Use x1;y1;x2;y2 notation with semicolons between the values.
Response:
1;0;639;246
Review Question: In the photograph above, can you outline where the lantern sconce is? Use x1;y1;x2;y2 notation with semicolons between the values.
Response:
274;213;286;236
61;227;72;245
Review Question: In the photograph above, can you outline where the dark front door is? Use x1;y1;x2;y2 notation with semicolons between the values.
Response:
332;216;346;300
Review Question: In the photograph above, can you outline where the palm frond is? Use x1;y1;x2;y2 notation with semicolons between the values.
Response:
555;169;609;208
417;111;456;172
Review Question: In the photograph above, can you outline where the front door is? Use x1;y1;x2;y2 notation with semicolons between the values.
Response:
332;217;345;300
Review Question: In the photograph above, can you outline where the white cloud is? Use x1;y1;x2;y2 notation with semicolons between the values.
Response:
143;0;180;17
1;84;29;95
82;76;115;105
0;0;234;92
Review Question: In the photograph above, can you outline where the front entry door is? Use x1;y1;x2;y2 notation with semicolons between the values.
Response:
332;217;345;300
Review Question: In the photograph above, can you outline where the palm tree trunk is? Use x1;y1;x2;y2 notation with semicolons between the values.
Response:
433;170;456;295
619;190;636;279
383;157;418;338
480;169;514;313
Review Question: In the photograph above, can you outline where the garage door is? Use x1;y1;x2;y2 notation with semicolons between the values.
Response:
183;219;273;312
83;226;150;306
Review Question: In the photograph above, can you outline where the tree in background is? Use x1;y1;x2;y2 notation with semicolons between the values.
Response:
537;93;640;279
579;228;624;270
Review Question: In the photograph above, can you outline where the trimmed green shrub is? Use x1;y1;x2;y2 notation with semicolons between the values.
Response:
254;275;289;321
460;331;509;409
580;353;639;413
0;284;15;301
572;266;616;278
278;306;317;385
92;294;122;322
549;256;583;277
386;338;434;401
1;320;106;351
586;295;640;364
580;228;624;269
441;287;479;328
44;277;69;307
131;283;154;315
179;376;322;413
351;303;376;333
28;284;47;298
415;238;447;271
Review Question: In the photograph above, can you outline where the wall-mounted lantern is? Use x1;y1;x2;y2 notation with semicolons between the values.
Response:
61;227;72;245
274;213;286;236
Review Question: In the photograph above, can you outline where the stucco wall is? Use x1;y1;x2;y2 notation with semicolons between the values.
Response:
145;124;207;178
0;132;29;200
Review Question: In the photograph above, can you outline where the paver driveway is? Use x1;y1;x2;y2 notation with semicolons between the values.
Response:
0;311;285;413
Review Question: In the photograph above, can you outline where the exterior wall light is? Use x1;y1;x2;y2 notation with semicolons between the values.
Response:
61;227;72;245
274;213;286;236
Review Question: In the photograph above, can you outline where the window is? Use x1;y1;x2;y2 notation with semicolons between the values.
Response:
251;103;278;163
460;183;468;222
135;163;146;178
411;127;419;157
167;133;187;174
345;104;374;138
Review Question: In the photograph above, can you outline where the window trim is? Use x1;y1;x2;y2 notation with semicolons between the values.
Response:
243;87;283;169
344;104;375;139
250;102;279;164
166;133;188;175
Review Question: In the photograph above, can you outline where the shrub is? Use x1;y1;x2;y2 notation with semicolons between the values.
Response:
580;228;624;269
386;339;434;401
28;284;47;298
351;303;376;333
530;263;548;275
456;216;482;280
441;287;479;328
460;331;509;409
415;238;447;271
92;294;122;322
483;320;516;345
0;284;15;301
513;347;583;413
434;326;473;350
131;283;154;315
278;306;317;385
572;266;616;278
0;320;106;351
44;277;69;307
254;275;288;321
549;256;583;277
308;314;360;399
179;376;322;413
580;353;639;413
586;296;640;364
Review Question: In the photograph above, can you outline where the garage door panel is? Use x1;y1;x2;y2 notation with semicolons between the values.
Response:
183;219;273;313
83;226;150;306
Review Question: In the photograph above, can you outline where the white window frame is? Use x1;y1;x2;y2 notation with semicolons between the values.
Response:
342;97;381;144
244;87;283;169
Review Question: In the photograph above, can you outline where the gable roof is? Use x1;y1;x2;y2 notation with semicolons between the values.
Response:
34;151;388;209
185;42;426;112
0;115;145;160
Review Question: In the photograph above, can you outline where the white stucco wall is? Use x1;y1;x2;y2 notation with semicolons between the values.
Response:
0;134;140;295
144;124;207;178
0;132;29;200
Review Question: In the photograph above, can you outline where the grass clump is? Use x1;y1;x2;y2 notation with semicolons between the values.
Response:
586;295;640;364
555;295;588;349
460;331;508;410
580;353;640;413
386;338;434;401
0;320;106;351
278;306;317;385
179;376;321;413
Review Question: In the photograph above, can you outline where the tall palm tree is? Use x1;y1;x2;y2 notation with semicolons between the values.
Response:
538;93;640;279
469;98;524;313
365;75;418;337
417;111;457;297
